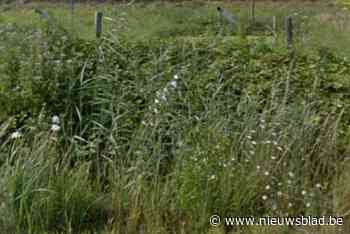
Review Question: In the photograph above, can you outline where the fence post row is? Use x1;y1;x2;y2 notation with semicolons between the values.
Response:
95;12;103;39
285;16;293;48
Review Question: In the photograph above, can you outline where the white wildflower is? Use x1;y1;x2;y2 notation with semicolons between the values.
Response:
301;190;307;196
316;183;322;189
170;80;177;88
174;74;179;80
11;131;22;139
256;165;261;170
251;141;257;145
277;191;282;196
306;202;311;208
277;146;283;151
265;185;271;190
51;124;61;132
288;203;293;208
264;171;270;176
160;94;167;102
52;115;60;124
247;135;252;140
209;175;216;180
288;172;295;178
271;156;277;160
262;195;268;201
272;204;277;210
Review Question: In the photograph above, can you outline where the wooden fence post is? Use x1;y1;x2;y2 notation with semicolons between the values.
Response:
272;16;277;45
95;12;103;39
251;0;255;26
285;16;293;48
70;0;75;29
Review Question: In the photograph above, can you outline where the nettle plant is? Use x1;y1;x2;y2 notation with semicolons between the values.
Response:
0;23;96;124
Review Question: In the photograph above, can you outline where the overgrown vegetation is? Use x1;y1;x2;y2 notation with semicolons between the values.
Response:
1;1;350;234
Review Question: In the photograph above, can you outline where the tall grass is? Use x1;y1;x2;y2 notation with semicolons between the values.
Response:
1;2;350;233
0;87;346;233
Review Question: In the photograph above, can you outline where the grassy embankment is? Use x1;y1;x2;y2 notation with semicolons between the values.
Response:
1;1;350;233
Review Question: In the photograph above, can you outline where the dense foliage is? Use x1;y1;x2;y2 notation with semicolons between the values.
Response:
0;17;349;233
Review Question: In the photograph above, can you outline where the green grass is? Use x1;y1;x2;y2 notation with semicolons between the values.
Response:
0;1;350;55
1;1;350;233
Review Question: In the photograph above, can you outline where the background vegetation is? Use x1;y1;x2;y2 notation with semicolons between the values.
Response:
1;1;350;233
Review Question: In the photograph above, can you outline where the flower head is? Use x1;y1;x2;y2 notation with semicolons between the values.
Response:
170;80;177;88
52;115;60;124
51;124;61;132
11;131;22;139
160;94;167;102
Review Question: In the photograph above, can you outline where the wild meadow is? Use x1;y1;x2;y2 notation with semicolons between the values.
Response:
1;1;350;233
